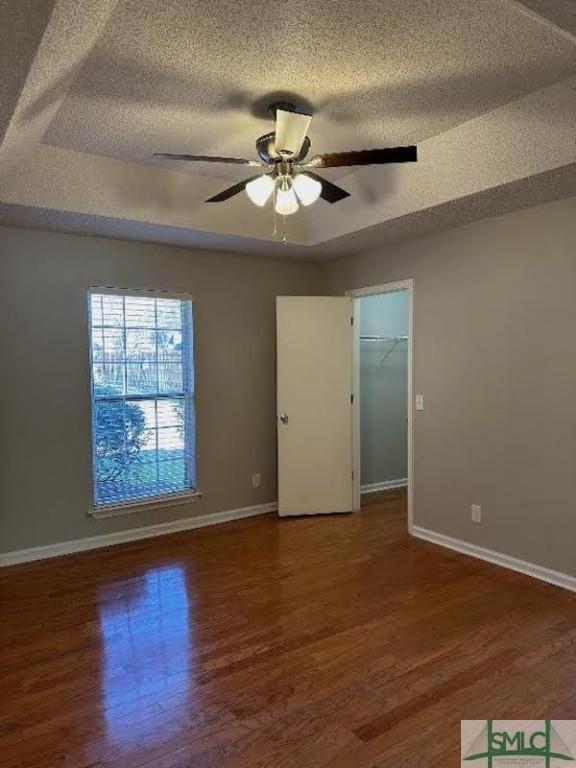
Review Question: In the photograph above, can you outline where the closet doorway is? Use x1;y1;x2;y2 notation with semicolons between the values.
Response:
348;280;414;531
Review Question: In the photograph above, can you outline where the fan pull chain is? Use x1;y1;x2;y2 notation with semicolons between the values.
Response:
271;189;288;245
272;192;278;237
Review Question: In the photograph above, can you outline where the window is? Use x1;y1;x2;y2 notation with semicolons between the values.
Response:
88;290;196;509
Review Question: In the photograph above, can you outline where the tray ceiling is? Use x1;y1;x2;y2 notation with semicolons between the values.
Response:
0;0;575;257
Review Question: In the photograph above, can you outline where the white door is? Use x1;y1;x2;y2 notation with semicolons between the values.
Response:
276;296;354;516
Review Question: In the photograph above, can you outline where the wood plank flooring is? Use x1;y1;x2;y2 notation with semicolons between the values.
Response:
1;490;576;768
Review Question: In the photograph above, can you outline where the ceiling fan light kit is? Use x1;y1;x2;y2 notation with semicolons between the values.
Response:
154;101;418;218
292;173;322;206
275;176;300;216
246;167;321;215
245;174;274;206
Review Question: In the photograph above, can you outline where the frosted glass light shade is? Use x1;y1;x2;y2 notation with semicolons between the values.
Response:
275;181;299;215
293;173;322;206
245;174;274;206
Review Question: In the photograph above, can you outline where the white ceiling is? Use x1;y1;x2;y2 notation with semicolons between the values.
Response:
0;0;575;257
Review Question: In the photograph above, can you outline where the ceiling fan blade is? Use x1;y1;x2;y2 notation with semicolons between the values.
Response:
305;146;417;168
305;172;350;203
274;109;312;157
154;153;262;166
205;174;264;203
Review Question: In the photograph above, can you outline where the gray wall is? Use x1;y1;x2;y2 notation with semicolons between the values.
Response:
360;291;408;486
327;196;576;577
4;194;576;577
0;226;324;552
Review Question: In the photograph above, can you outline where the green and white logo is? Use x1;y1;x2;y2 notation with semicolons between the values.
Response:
461;720;576;767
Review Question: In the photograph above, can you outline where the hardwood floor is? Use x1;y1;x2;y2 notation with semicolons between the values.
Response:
1;490;576;768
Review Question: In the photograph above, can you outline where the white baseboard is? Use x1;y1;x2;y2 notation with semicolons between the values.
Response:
412;525;576;593
361;478;408;494
0;502;277;568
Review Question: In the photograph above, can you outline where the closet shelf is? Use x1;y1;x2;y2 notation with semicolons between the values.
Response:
359;335;408;342
359;335;408;365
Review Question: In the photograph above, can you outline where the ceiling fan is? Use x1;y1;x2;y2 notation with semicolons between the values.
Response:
154;102;418;216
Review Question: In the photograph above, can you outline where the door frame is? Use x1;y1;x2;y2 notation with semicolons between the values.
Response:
346;279;415;533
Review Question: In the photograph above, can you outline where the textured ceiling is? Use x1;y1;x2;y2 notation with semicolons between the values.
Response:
46;0;575;171
512;0;576;38
3;163;575;260
0;0;575;257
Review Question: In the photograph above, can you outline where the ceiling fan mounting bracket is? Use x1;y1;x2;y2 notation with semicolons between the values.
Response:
266;101;298;119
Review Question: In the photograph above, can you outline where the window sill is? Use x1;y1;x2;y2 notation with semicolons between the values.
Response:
89;490;203;519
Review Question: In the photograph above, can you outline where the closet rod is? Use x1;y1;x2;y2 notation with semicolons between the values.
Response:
359;335;408;341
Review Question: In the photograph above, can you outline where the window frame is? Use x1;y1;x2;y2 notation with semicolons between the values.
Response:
87;286;200;518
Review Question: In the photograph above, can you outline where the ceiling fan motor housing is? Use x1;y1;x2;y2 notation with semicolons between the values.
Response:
256;132;311;164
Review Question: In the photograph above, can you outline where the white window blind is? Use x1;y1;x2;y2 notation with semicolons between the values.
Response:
88;290;196;508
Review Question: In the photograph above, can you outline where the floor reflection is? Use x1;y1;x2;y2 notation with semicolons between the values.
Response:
98;564;192;747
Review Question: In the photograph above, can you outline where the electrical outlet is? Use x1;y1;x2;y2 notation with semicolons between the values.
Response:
415;394;424;411
252;473;261;489
471;504;482;524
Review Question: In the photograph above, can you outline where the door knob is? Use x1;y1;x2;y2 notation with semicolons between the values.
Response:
280;414;289;424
